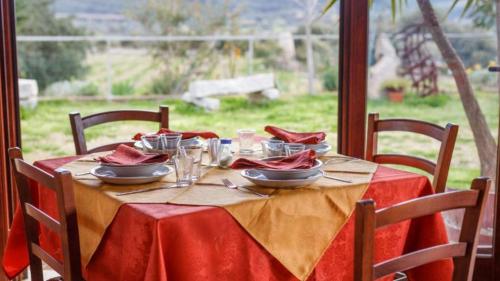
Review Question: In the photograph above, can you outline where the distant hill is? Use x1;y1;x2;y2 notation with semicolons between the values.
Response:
53;0;130;14
51;0;466;35
53;0;461;15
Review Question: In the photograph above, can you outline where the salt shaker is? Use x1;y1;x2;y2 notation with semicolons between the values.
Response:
217;138;233;168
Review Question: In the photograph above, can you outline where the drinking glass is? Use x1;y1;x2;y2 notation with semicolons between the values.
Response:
238;129;255;155
161;133;182;160
173;154;194;187
284;143;306;156
261;139;285;158
141;134;163;152
207;138;221;166
182;145;203;181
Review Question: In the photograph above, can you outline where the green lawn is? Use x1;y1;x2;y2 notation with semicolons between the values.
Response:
20;90;498;189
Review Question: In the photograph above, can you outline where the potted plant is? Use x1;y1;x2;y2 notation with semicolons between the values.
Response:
382;78;410;103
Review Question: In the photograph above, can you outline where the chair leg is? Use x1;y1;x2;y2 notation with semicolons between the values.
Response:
29;257;44;281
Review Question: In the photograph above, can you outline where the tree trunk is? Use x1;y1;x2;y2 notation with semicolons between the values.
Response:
305;17;315;95
496;0;500;92
416;0;497;180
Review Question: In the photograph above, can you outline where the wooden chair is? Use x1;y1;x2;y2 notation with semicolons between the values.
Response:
354;177;490;281
8;147;83;281
366;113;459;193
69;105;169;155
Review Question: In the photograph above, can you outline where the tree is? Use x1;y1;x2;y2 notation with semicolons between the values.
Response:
16;0;88;90
133;0;238;95
293;0;320;95
465;0;500;96
325;0;498;180
497;0;500;98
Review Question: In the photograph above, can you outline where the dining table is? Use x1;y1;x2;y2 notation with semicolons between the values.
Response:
2;146;452;281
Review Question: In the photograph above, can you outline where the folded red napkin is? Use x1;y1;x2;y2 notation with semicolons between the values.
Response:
230;150;317;170
265;125;326;145
98;144;169;165
133;128;219;141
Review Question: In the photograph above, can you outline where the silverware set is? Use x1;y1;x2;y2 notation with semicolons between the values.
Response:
114;180;268;197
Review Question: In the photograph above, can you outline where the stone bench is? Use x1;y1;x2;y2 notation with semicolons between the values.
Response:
182;73;280;111
19;79;38;108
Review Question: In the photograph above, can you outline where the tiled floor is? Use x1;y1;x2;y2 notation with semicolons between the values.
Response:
23;266;59;280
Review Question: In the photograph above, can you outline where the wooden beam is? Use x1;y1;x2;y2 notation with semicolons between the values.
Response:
338;0;369;158
473;255;494;281
487;66;500;281
495;77;500;281
0;0;21;280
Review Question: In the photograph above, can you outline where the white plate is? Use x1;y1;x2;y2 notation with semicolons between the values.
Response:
90;165;173;185
100;161;167;177
241;169;322;189
256;158;323;180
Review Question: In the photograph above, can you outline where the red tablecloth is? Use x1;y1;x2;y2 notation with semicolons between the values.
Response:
3;156;452;281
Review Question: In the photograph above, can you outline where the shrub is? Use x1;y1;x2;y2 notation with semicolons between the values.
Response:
322;67;338;91
254;41;285;68
405;93;450;108
469;69;497;90
16;0;88;90
77;83;99;97
381;78;411;91
150;76;176;95
112;81;135;96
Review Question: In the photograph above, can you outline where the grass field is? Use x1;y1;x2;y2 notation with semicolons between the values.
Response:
20;89;499;189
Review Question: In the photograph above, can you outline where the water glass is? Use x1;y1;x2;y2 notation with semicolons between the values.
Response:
141;134;163;152
161;133;182;160
207;138;221;166
238;129;255;155
261;139;285;158
182;145;203;181
173;154;194;187
284;143;306;156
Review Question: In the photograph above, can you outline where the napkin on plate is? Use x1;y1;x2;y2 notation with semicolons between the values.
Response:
265;125;326;145
98;144;169;165
133;128;219;141
230;150;317;170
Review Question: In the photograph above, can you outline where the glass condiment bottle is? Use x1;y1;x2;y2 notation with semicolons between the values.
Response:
217;138;233;168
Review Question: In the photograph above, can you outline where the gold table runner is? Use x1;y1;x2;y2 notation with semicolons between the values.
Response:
63;154;377;281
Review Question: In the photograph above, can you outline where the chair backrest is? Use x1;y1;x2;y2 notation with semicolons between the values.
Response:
69;105;169;155
354;177;490;281
366;113;459;193
8;147;83;281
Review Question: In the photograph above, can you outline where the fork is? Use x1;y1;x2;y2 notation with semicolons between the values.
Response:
221;178;268;198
